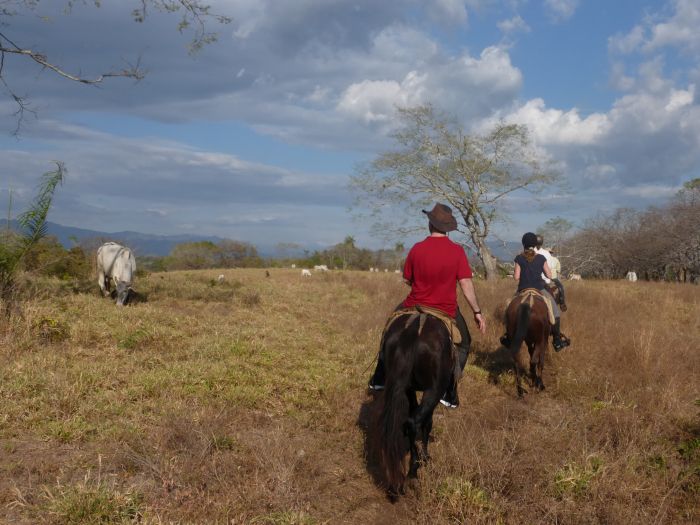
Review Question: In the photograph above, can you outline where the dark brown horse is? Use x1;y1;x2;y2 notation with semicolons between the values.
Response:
375;312;454;498
504;290;552;397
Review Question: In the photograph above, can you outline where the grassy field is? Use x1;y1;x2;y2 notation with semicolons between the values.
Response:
0;269;698;524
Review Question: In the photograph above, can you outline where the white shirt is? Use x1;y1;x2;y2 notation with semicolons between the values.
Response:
550;256;561;280
536;247;553;284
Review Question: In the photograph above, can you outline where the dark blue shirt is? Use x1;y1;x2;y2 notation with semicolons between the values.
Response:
515;253;546;292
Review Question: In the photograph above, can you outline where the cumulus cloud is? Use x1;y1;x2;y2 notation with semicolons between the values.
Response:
428;0;469;25
609;0;700;56
543;0;579;22
336;45;522;128
500;98;610;145
497;15;531;35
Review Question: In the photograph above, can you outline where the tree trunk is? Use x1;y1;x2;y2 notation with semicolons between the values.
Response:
475;240;499;280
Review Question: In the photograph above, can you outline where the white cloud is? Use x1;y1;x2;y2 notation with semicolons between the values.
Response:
621;184;679;199
543;0;579;22
428;0;469;25
608;25;645;55
499;98;610;145
336;45;522;128
337;73;425;124
608;0;700;56
645;0;700;53
497;15;531;35
609;62;636;91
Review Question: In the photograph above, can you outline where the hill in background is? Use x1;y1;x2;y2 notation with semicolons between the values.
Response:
0;220;521;261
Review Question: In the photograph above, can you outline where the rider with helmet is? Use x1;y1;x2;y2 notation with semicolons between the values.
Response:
501;232;570;351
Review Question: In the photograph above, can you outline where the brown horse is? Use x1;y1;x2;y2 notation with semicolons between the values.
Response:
504;291;552;397
374;312;454;499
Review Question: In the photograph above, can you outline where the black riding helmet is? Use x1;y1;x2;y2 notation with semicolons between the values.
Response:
522;232;538;249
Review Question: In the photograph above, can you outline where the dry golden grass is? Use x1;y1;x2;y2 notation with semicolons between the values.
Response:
0;269;698;524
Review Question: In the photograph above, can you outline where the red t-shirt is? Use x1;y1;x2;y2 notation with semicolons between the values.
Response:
402;236;473;318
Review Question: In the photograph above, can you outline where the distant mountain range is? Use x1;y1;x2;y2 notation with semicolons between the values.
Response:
1;220;225;257
1;220;521;260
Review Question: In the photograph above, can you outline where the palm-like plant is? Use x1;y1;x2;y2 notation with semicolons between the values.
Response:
1;162;65;318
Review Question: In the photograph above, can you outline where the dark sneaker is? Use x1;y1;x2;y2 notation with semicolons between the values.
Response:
553;338;570;352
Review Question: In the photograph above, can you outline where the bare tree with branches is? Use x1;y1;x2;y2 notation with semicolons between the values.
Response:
0;0;230;133
351;104;557;280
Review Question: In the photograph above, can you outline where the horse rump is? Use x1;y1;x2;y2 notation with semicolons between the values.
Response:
375;313;453;499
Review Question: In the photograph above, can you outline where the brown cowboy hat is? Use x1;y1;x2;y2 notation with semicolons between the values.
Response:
423;203;458;232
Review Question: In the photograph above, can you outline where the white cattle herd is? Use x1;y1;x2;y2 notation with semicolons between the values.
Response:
93;242;627;306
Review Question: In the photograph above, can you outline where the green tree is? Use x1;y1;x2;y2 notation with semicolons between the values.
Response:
1;163;65;318
165;241;219;270
351;104;556;280
536;217;574;251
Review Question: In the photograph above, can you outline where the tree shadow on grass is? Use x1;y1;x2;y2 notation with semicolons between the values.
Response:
469;341;513;385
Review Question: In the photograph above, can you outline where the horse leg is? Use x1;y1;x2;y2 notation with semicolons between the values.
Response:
406;389;441;478
420;412;433;463
403;417;419;480
535;335;547;391
527;342;538;389
514;356;526;398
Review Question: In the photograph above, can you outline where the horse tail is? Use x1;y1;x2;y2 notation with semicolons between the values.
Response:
380;331;414;495
510;302;531;351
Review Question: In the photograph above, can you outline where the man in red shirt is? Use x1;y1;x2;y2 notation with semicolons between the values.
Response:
368;203;487;408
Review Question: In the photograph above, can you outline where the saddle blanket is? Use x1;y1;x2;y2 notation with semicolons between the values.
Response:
505;288;556;325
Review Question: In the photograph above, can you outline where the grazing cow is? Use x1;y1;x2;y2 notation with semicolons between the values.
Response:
217;274;225;283
314;265;329;271
394;270;400;274
569;273;582;281
97;242;136;305
291;264;296;269
625;271;638;282
301;269;312;277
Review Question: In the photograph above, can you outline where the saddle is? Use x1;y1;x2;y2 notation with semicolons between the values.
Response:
506;288;556;325
380;305;462;346
379;306;462;384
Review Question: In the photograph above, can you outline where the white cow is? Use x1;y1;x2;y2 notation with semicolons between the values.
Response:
625;271;638;282
569;273;582;281
301;269;312;277
314;265;329;271
97;242;136;305
217;274;225;283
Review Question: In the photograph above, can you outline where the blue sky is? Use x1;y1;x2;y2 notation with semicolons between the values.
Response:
1;0;699;252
